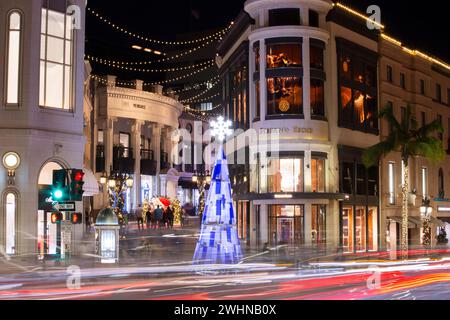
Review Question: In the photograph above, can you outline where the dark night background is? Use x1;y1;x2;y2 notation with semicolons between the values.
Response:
86;0;449;82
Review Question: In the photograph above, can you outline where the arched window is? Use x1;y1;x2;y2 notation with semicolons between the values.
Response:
5;192;17;255
439;168;445;198
6;11;22;104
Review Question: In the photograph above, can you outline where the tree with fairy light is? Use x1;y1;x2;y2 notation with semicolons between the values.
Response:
171;198;182;226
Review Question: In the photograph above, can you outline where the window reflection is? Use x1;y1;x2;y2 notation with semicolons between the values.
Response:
312;205;326;245
267;158;304;193
267;77;303;116
269;205;304;246
311;158;325;192
267;43;302;68
311;79;325;116
310;45;324;70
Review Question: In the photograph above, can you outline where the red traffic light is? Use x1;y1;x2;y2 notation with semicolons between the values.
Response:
51;212;63;224
71;213;82;224
74;171;84;182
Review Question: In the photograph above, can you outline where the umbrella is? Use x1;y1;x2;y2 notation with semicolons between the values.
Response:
159;197;171;207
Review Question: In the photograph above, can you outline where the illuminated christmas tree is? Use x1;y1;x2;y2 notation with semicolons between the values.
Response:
193;117;242;265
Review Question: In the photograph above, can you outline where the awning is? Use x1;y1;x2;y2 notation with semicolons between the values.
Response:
83;167;100;196
388;216;420;228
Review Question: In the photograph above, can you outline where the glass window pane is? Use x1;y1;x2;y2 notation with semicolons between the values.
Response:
342;206;354;253
47;10;65;38
40;35;46;60
311;158;325;192
10;12;21;30
65;40;72;65
355;207;366;252
368;207;378;251
267;43;302;68
312;205;326;245
64;66;71;109
311;79;324;116
46;36;64;63
294;158;303;192
45;62;64;108
65;15;72;40
7;30;20;104
41;9;47;33
267;77;303;116
6;193;16;255
39;61;46;106
310;45;323;69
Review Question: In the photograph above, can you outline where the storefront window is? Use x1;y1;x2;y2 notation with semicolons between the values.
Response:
355;206;366;252
311;79;325;117
342;162;354;195
6;193;16;255
267;77;303;116
342;206;354;253
255;80;260;119
368;207;378;251
254;45;260;71
267;43;302;68
312;205;326;245
269;205;304;245
311;158;325;192
269;8;301;27
267;158;304;193
356;164;366;195
310;45;323;70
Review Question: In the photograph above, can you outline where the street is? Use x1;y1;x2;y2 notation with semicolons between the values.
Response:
1;222;450;300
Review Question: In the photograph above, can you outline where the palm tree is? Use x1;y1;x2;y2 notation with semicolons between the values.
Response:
363;104;445;260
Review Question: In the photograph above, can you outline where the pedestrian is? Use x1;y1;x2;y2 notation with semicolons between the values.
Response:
146;208;152;230
181;208;186;228
166;206;174;229
136;204;144;230
154;205;164;229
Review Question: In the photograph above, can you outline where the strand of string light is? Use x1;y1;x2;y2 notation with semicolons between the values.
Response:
164;75;220;94
184;92;220;105
181;80;220;103
185;103;223;114
89;61;215;86
87;7;233;46
86;55;214;73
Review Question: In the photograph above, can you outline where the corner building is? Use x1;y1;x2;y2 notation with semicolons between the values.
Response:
218;0;383;253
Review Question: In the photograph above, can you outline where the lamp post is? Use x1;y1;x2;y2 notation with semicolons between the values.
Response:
99;166;134;238
192;170;211;218
420;197;433;248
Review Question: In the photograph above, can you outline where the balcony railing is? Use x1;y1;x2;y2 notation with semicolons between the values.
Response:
140;149;157;176
113;146;135;173
96;144;105;173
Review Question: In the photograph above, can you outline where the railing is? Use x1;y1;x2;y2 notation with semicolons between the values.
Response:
160;152;169;170
113;146;135;173
140;149;154;160
140;149;157;175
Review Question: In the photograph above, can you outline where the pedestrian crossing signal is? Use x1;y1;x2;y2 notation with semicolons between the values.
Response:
51;212;63;224
71;213;82;224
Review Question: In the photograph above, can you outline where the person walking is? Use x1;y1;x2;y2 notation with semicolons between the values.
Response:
154;205;164;229
167;206;174;229
136;204;144;231
145;208;152;230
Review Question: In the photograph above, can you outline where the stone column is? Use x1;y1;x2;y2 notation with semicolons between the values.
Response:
151;123;162;195
132;120;144;207
104;117;117;206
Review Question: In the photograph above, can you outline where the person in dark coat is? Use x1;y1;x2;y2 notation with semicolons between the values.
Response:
154;205;164;229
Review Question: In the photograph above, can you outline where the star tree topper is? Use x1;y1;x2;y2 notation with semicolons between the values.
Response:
210;116;233;142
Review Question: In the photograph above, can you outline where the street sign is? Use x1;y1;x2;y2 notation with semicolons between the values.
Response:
54;202;76;212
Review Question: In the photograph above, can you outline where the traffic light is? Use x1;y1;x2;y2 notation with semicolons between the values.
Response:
71;213;82;224
70;169;85;201
52;169;69;201
51;212;63;224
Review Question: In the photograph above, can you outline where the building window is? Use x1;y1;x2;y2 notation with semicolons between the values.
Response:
436;84;442;102
420;79;425;95
342;206;354;253
254;44;260;72
310;44;324;70
439;168;445;198
438;115;443;140
269;205;304;245
255;80;260;119
388;162;395;204
268;8;301;27
400;73;406;89
40;8;73;110
400;106;407;124
311;205;326;245
6;11;22;105
368;207;378;251
368;166;378;196
342;162;354;194
5;193;17;255
422;167;428;199
356;164;366;195
310;79;325;117
387;65;393;83
98;129;104;144
267;77;303;116
338;43;378;133
309;10;319;27
311;157;325;192
421;111;426;127
267;158;304;193
355;206;366;252
267;43;302;68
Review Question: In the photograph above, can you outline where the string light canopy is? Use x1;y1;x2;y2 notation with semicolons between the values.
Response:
181;82;220;103
87;7;233;46
183;92;220;105
164;75;220;94
85;55;215;73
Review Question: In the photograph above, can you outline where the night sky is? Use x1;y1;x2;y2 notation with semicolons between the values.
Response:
86;0;449;81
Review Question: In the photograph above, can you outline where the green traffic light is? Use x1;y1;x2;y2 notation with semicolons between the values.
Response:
54;189;63;199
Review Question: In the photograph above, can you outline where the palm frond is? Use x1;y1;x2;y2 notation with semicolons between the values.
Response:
362;137;396;168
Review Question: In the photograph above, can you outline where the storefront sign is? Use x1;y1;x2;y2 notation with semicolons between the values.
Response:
438;206;450;212
434;198;450;202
